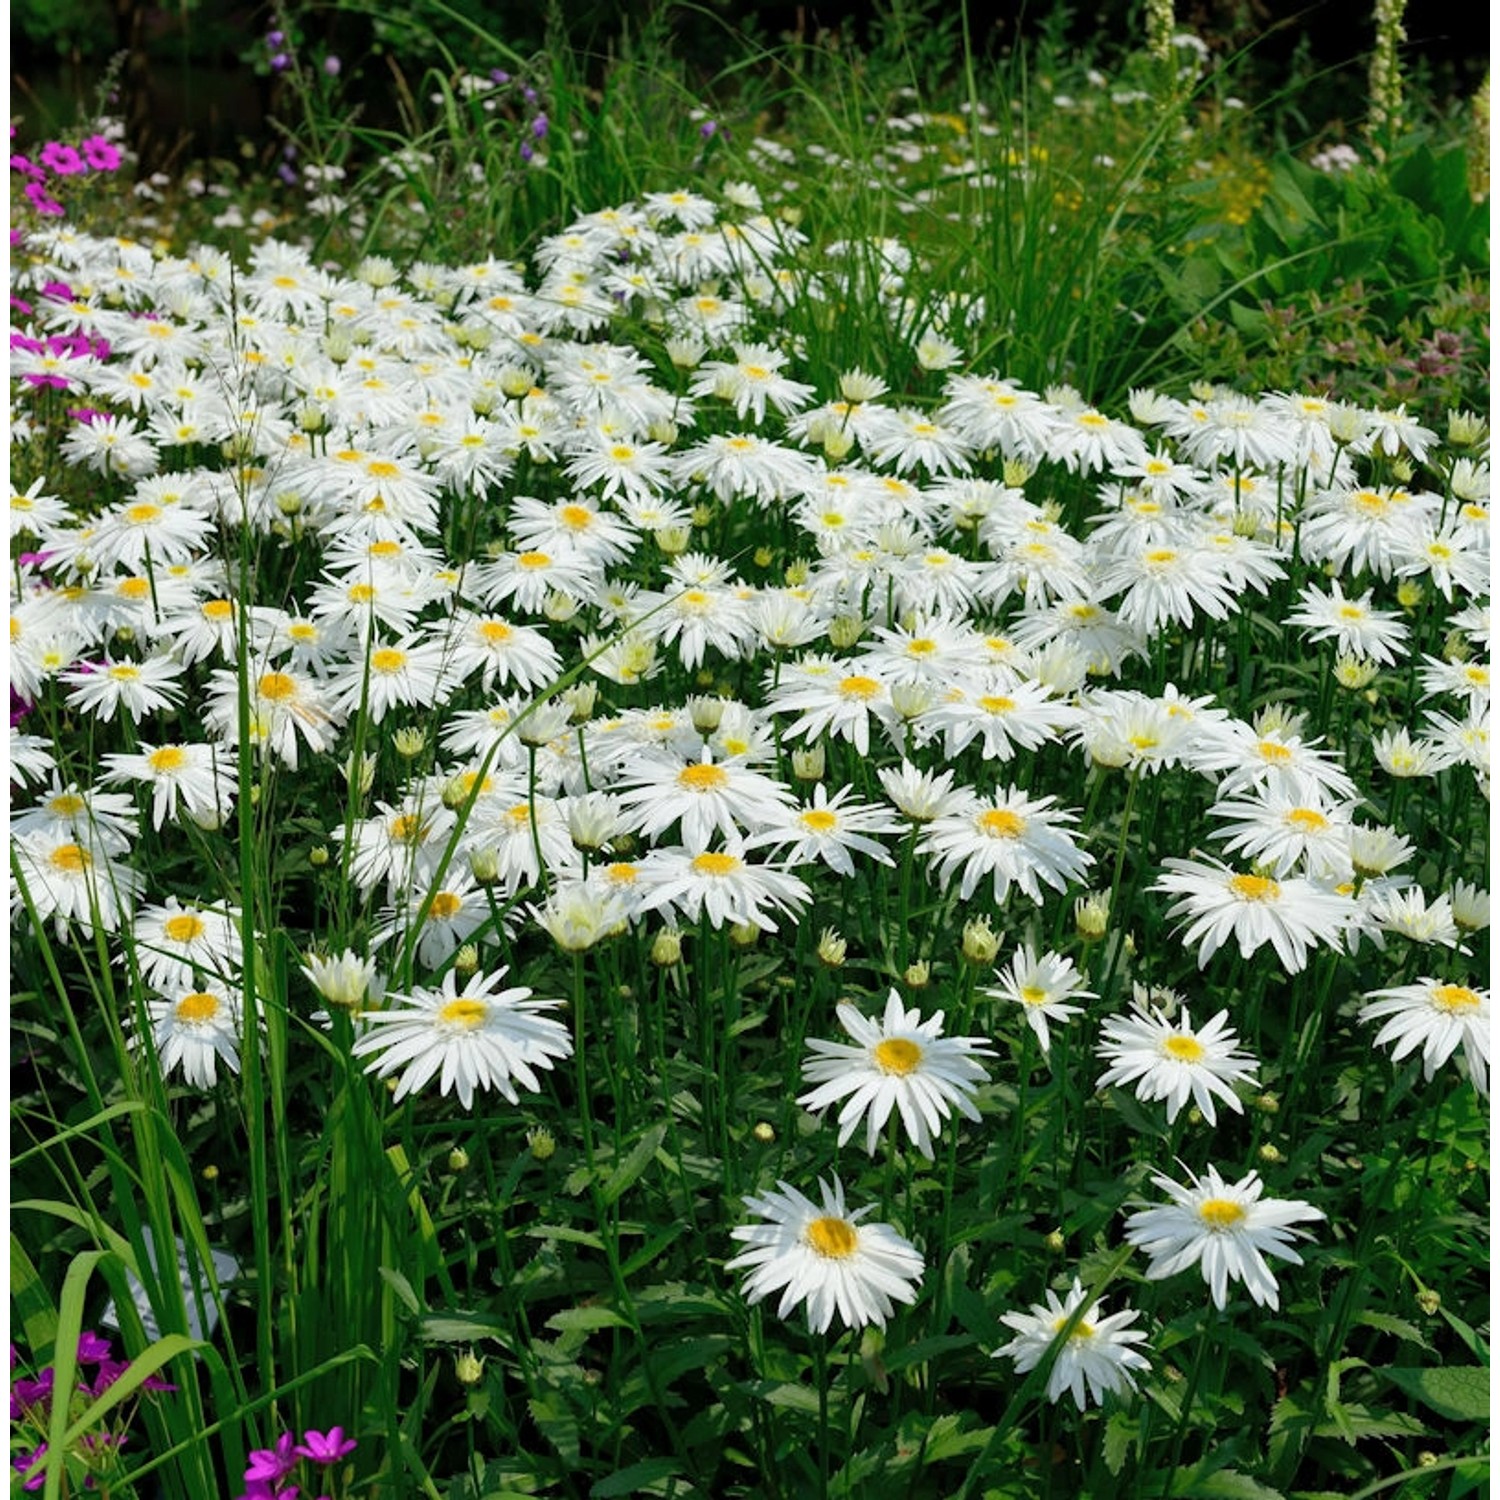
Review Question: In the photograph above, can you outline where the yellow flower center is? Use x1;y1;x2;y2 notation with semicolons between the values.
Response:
109;664;141;682
366;460;401;480
389;814;423;842
370;648;406;674
478;620;512;644
125;503;161;525
906;638;937;656
804;1216;859;1259
1256;740;1293;764
202;599;234;621
428;892;463;920
1431;984;1481;1014
1162;1033;1205;1062
438;998;488;1029
977;808;1026;839
1229;874;1280;902
117;578;152;600
1286;808;1328;832
47;793;87;817
1052;1316;1096;1339
1198;1198;1247;1230
175;991;221;1023
679;763;729;791
691;851;741;877
1019;985;1049;1007
800;809;838;833
517;551;551;569
978;695;1015;713
560;504;592;529
838;675;881;700
258;671;298;702
163;913;206;943
148;745;188;773
1145;548;1178;566
346;583;377;603
609;445;635;462
605;861;638;884
873;1037;923;1075
49;843;92;873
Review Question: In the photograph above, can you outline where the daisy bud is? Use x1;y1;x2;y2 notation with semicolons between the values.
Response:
791;745;825;782
562;681;597;722
1327;403;1366;444
903;960;931;988
1390;458;1414;483
784;559;810;586
1396;579;1424;610
753;546;774;568
1446;409;1487;446
961;916;1000;966
730;921;760;948
665;336;705;369
1258;1143;1283;1163
650;928;683;967
817;928;848;967
202;1164;220;1182
298;403;326;433
393;727;427;758
309;846;330;867
1255;1092;1280;1114
1044;1229;1065;1253
890;681;934;721
691;504;714;529
249;784;263;807
1416;1287;1441;1316
499;366;533;397
324;330;352;362
468;849;500;885
343;752;375;796
1002;459;1034;487
1333;654;1378;690
648;418;678;445
453;943;480;975
1075;891;1110;941
527;1126;556;1161
543;590;579;622
448;1146;470;1172
455;1350;485;1385
823;429;855;461
1417;1452;1440;1468
752;1121;775;1143
828;614;865;648
654;524;691;556
688;695;726;732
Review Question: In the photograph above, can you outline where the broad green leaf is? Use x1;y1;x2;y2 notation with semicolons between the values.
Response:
1381;1365;1489;1423
601;1123;668;1206
546;1304;632;1333
589;1458;686;1496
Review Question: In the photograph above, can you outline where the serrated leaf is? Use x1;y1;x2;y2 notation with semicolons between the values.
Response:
589;1457;685;1497
524;1224;606;1251
421;1313;511;1343
545;1304;631;1334
378;1265;421;1317
1103;1411;1136;1476
601;1124;667;1207
1353;1311;1430;1349
1174;1466;1286;1499
1382;1365;1489;1422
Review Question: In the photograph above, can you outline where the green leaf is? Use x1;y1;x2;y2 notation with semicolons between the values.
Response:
1353;1311;1430;1349
1174;1466;1286;1499
589;1458;685;1496
10;1237;56;1359
61;1333;201;1448
421;1313;512;1343
525;1224;606;1251
1103;1411;1136;1476
1381;1365;1489;1423
601;1123;668;1207
546;1304;632;1333
379;1265;422;1317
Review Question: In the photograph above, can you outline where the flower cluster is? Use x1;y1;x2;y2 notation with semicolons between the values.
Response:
237;1425;357;1500
10;125;125;218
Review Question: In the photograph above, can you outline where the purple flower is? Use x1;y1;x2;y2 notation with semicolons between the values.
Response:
271;52;290;72
10;1369;53;1420
519;143;534;162
294;1427;357;1464
491;69;511;83
243;1432;298;1483
278;164;299;186
323;55;341;76
40;142;86;175
23;182;64;216
10;153;44;180
267;29;285;45
41;281;73;302
530;114;549;139
75;1331;115;1364
12;1444;46;1492
80;135;122;172
522;85;538;104
700;120;719;138
67;407;104;425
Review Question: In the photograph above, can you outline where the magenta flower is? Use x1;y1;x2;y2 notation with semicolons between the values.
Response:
74;1330;114;1363
23;182;64;216
10;153;44;180
294;1426;357;1463
12;1443;47;1492
81;135;122;171
39;142;85;175
244;1432;298;1482
10;1368;53;1419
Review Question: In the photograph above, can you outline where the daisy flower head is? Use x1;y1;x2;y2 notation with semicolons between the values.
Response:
1152;857;1354;974
1094;1002;1258;1124
134;982;247;1089
1285;579;1410;667
1358;978;1489;1096
725;1177;924;1334
994;1277;1151;1411
745;782;903;876
918;787;1093;906
635;842;810;934
986;944;1095;1054
797;989;995;1158
1123;1164;1324;1310
351;967;572;1109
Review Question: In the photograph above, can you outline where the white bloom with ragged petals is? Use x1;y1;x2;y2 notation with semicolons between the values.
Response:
1123;1165;1324;1309
798;990;994;1158
1359;978;1489;1096
919;788;1093;906
994;1278;1151;1411
1094;1002;1258;1124
726;1177;924;1334
351;968;571;1109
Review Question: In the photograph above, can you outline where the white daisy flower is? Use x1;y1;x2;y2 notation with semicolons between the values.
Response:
1152;857;1354;974
726;1177;924;1334
1094;1002;1258;1124
918;788;1093;906
986;945;1095;1054
61;654;187;724
135;982;247;1089
1285;580;1410;667
351;968;572;1110
798;990;995;1157
615;746;795;851
635;843;810;933
1123;1164;1324;1309
1359;977;1489;1096
745;783;903;876
994;1277;1151;1410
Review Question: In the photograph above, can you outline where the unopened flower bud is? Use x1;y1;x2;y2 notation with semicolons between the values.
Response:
527;1126;556;1161
1333;654;1378;690
562;681;597;722
448;1146;471;1172
1075;891;1110;941
688;695;726;732
309;846;330;868
1002;459;1034;487
1396;579;1424;610
650;928;683;966
1044;1229;1065;1253
455;1350;485;1385
1258;1143;1283;1163
816;928;847;967
1415;1288;1440;1316
1255;1092;1280;1115
753;546;774;568
791;745;825;782
1447;409;1487;447
469;848;500;884
202;1164;220;1182
453;943;480;976
691;503;714;529
393;726;427;758
784;559;810;586
654;524;691;556
752;1121;775;1144
543;590;579;622
903;959;931;988
962;917;1000;965
730;921;759;948
828;614;864;649
823;428;855;461
343;752;376;796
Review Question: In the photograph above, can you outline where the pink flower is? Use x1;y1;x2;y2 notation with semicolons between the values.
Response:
294;1426;357;1463
23;182;64;216
81;134;122;171
39;142;85;175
